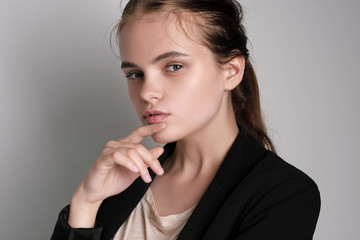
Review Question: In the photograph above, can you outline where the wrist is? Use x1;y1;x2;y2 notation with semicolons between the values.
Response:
68;193;102;228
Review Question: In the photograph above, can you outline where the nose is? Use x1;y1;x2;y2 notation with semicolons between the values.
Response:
139;76;163;103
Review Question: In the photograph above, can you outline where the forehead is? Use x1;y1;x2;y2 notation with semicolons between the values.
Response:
118;13;206;62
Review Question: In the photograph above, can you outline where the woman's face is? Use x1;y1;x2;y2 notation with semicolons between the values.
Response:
119;14;231;143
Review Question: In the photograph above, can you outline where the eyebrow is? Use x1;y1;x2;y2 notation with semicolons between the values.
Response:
121;51;189;69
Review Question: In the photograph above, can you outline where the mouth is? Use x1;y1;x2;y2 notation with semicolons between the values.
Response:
143;110;170;124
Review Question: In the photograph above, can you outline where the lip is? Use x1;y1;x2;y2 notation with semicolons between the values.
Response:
143;110;170;124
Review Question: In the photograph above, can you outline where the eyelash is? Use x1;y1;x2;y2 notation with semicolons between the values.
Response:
125;64;183;80
125;72;144;80
166;64;183;72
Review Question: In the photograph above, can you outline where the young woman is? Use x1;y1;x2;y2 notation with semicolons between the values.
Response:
51;0;320;239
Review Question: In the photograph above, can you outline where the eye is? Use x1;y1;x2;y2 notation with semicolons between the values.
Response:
125;72;143;80
166;64;183;72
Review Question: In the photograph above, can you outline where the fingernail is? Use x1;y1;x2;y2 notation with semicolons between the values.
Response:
145;173;152;182
157;166;164;175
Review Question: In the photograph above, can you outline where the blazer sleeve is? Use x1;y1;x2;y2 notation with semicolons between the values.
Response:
50;205;103;240
232;177;321;240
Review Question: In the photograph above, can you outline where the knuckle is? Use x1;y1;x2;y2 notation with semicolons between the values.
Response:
100;149;109;156
134;143;144;151
111;151;120;159
95;155;111;168
147;157;157;165
141;169;149;176
105;140;117;148
94;157;102;166
126;148;136;157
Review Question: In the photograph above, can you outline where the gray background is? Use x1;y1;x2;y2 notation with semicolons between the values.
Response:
1;0;359;239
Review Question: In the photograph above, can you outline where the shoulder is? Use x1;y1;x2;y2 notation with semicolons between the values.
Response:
214;129;321;220
215;128;320;199
234;150;321;209
202;148;321;239
230;152;321;238
250;150;319;193
238;151;320;222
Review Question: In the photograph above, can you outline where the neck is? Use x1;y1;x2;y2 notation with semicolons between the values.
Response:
165;101;239;178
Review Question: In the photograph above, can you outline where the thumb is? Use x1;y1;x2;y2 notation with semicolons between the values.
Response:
149;145;165;159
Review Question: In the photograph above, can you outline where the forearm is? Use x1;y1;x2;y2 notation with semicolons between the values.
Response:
68;191;102;228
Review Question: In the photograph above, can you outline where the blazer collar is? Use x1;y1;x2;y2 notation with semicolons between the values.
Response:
213;127;268;194
98;127;268;239
161;127;267;195
178;127;268;239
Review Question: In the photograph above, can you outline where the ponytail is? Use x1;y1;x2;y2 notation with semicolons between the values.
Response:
117;0;276;152
232;59;276;152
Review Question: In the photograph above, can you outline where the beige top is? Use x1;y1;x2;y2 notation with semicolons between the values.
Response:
113;188;196;240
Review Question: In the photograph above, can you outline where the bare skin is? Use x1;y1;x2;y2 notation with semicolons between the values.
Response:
149;91;240;216
68;123;166;228
68;13;245;228
119;14;244;216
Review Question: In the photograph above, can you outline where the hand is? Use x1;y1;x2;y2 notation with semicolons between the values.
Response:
68;123;166;228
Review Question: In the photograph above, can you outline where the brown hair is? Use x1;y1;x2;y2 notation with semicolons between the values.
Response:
114;0;276;152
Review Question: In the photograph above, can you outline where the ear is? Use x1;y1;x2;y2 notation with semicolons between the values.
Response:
223;56;245;91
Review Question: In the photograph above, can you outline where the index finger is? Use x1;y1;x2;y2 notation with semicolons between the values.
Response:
122;123;166;143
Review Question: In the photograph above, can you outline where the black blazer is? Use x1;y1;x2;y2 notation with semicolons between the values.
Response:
51;128;321;240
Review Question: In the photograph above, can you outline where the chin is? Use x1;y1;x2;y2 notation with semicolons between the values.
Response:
151;133;174;144
150;129;179;144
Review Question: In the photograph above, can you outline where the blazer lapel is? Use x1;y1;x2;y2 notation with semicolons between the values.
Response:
177;178;226;239
177;127;268;239
97;127;267;240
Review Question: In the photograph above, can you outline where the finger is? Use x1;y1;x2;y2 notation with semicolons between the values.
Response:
97;151;139;174
149;145;165;159
134;144;164;176
123;123;166;143
125;148;152;183
111;151;141;173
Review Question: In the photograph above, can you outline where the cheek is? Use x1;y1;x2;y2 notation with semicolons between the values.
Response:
150;76;224;143
188;73;223;107
171;70;224;121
